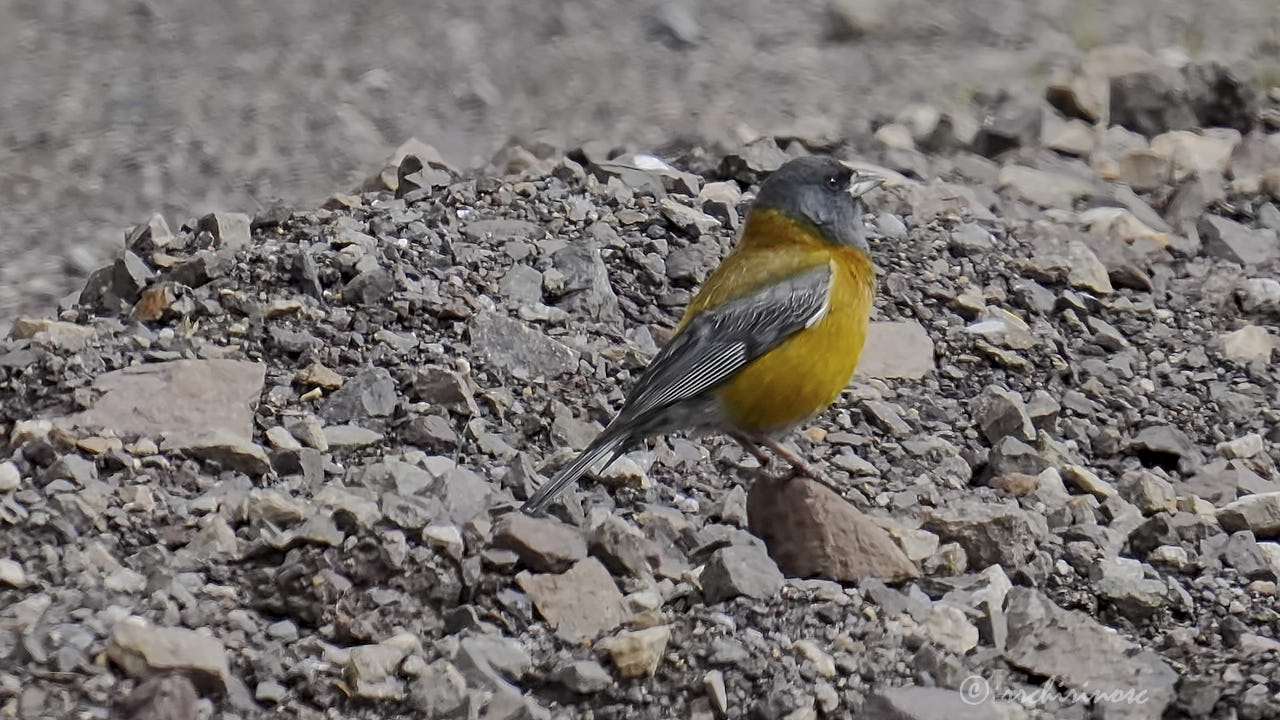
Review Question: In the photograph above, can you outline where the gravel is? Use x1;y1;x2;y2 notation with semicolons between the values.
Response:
4;44;1280;718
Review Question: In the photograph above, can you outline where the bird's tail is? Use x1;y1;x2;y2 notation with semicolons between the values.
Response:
520;432;628;515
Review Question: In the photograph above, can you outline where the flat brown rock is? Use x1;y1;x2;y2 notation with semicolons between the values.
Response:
516;557;627;642
66;359;266;441
748;476;919;583
855;321;935;380
493;513;588;573
107;617;231;695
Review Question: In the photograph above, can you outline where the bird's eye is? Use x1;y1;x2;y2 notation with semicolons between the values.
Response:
824;175;842;191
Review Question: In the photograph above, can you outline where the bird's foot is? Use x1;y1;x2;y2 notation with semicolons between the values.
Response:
731;433;773;469
760;437;844;495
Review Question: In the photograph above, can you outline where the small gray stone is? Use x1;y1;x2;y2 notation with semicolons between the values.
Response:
1117;469;1178;515
660;198;721;237
862;400;912;437
949;223;995;255
345;633;421;699
589;514;654;578
321;366;398;423
1060;464;1117;500
283;413;327;450
987;436;1049;477
550;244;621;322
701;544;784;603
1109;70;1198;136
0;559;26;588
323;425;385;448
1128;512;1224;558
494;513;588;573
1093;557;1168;621
499;264;544;305
699;181;742;229
550;402;601;451
402;414;458;450
707;638;749;666
456;633;530;689
1237;277;1280;314
264;425;302;452
471;311;580;379
972;98;1043;156
875;212;908;239
1218;493;1280;538
463;218;541;243
970;386;1034;443
0;461;19;492
594;625;671;679
922;501;1047;569
924;603;979;655
197;212;251;250
266;620;299;642
665;242;718;284
552;660;612;694
997;165;1095;209
381;493;441;530
1199;215;1280;266
113;251;155;303
40;454;97;486
1088;317;1127;350
408;660;468;719
1130;425;1201;473
1222;530;1278;580
718;138;788;184
437;467;491;525
126;213;173;253
160;430;271;476
166;249;231;288
255;681;288;704
409;366;478;415
117;674;201;720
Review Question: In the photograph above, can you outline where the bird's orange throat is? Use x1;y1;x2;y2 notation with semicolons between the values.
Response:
738;207;876;285
738;208;866;254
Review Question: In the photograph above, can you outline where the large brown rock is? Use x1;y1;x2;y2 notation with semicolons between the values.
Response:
747;476;918;583
65;359;265;441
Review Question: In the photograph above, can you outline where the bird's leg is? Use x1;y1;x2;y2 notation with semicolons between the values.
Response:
731;433;772;468
758;437;818;477
760;437;844;495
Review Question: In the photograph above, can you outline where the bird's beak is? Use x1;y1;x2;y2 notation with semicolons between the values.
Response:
849;172;884;199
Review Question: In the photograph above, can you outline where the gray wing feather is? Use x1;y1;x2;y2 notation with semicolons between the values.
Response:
615;262;833;427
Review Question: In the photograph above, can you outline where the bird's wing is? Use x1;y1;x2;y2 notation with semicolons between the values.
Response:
616;261;833;425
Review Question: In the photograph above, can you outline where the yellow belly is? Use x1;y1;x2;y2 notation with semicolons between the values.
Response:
676;208;876;436
715;265;872;434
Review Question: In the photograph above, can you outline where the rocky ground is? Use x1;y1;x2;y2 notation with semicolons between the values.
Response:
3;44;1280;720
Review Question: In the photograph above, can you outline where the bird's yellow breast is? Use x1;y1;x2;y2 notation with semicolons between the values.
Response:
679;209;876;435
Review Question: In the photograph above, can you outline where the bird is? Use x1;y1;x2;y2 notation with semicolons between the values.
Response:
521;155;883;515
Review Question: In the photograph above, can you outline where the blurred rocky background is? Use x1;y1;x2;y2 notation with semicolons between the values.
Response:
3;0;1280;330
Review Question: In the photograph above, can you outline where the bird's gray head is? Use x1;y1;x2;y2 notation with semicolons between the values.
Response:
751;156;882;251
